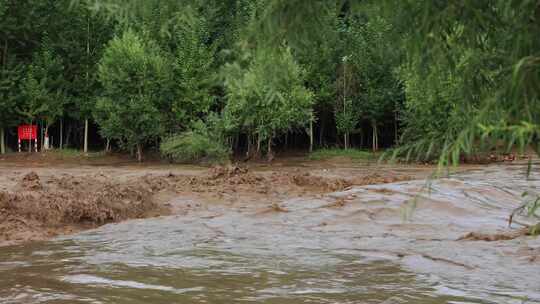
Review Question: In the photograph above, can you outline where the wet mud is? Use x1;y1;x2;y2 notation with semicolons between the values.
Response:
0;164;413;247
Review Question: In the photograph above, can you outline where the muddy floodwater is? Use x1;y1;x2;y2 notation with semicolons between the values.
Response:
1;164;540;303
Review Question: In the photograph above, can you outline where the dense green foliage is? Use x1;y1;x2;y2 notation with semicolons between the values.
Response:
160;120;229;164
1;0;538;164
384;0;540;165
95;30;171;161
224;46;313;157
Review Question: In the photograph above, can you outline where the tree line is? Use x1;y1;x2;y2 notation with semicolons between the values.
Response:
1;0;538;163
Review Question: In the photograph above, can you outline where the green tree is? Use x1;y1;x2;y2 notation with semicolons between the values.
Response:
31;43;66;142
346;16;401;151
381;0;539;163
294;5;340;150
18;45;66;149
18;68;47;151
0;63;21;154
168;15;216;131
334;55;360;150
0;0;65;152
52;2;115;151
224;46;313;158
95;30;172;161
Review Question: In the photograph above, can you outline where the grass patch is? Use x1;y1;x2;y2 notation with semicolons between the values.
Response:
46;148;106;158
309;148;378;161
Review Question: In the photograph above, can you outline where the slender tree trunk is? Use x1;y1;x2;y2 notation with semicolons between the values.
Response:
319;117;324;147
0;127;5;154
1;40;7;154
376;125;379;151
40;120;44;150
267;136;273;162
372;122;375;152
65;125;72;148
372;121;378;152
84;119;89;153
343;60;348;150
233;135;239;153
84;14;90;154
394;109;398;145
1;39;6;155
136;144;143;162
309;120;314;153
59;118;63;149
44;124;49;151
246;134;251;158
105;138;110;152
375;128;379;151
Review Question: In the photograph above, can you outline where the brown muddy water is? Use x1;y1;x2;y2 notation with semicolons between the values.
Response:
1;164;540;303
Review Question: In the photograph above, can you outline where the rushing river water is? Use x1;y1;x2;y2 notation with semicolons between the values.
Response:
1;164;540;303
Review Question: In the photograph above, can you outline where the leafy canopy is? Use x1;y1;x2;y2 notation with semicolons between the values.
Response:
94;30;171;152
224;46;313;143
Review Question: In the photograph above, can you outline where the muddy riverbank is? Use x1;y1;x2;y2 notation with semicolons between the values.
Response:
0;157;419;247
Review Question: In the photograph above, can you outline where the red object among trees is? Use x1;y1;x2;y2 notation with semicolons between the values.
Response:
18;125;37;140
17;125;38;152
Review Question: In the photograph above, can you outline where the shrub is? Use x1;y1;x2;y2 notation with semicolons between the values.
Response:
160;122;229;164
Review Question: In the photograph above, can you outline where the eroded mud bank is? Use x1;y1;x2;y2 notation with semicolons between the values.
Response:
0;163;412;246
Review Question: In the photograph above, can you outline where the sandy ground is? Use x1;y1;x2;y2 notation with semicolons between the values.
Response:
0;152;439;247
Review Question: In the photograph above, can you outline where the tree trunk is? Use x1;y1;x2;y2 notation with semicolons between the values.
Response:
39;120;43;150
136;144;143;162
84;14;90;154
246;134;251;159
372;121;378;152
309;120;314;153
65;125;72;148
84;119;89;153
375;129;379;151
233;135;239;153
105;138;110;152
1;40;6;154
44;124;49;151
0;127;5;154
372;122;375;152
267;136;274;162
319;117;325;147
257;134;261;155
342;60;348;150
394;109;398;145
59;118;63;149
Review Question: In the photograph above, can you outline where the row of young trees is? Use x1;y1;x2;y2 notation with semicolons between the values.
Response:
2;0;537;163
0;0;403;161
